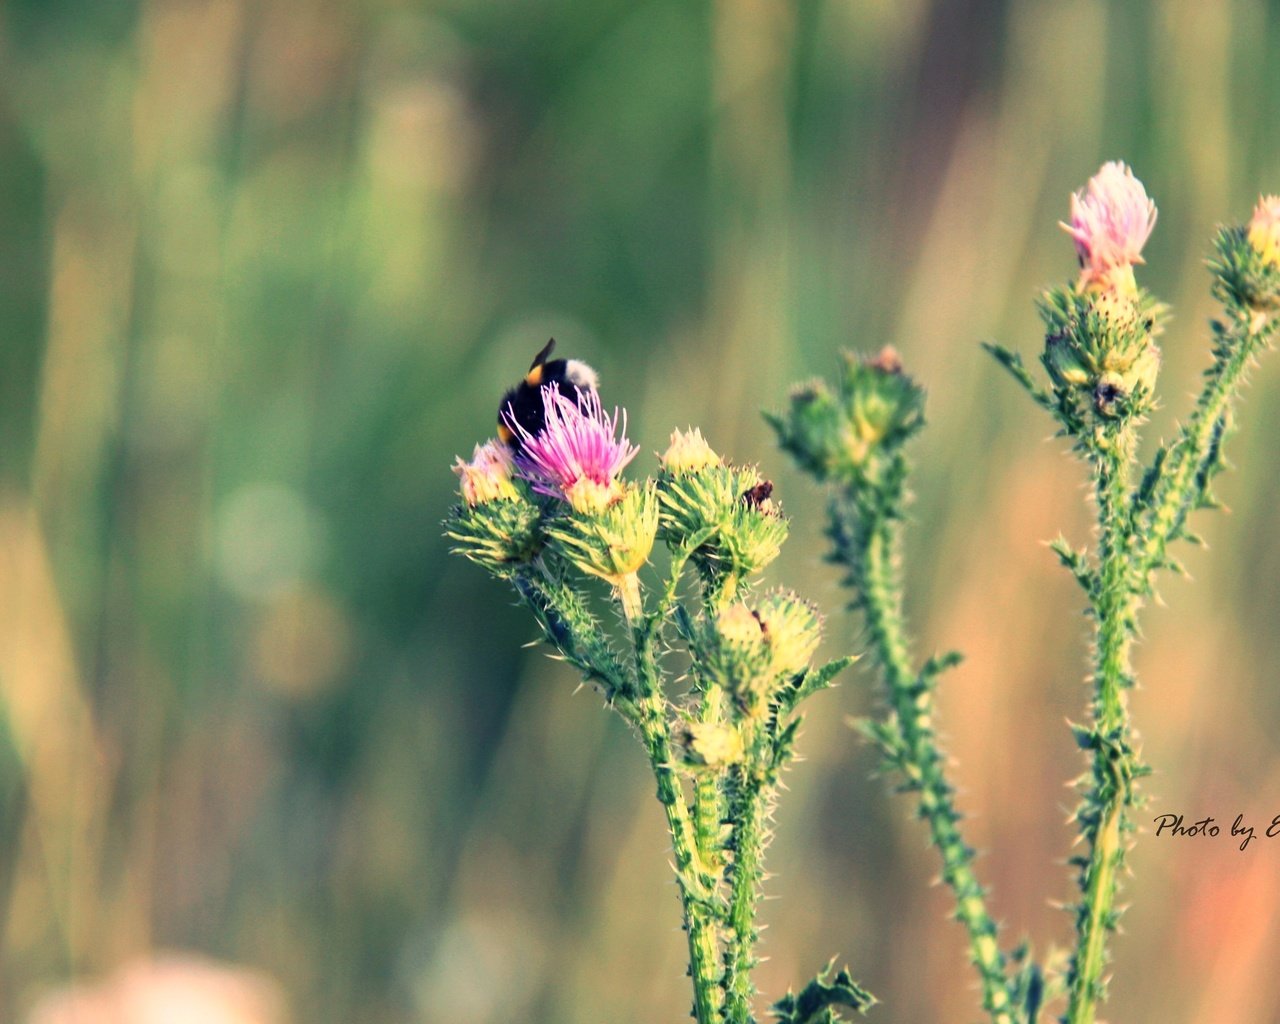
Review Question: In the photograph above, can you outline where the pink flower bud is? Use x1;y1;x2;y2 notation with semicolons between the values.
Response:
1061;161;1157;293
1247;194;1280;270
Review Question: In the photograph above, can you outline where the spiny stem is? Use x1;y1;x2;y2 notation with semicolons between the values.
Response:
693;687;727;869
1065;433;1138;1024
633;623;725;1024
1138;308;1276;576
855;503;1016;1024
723;731;767;1024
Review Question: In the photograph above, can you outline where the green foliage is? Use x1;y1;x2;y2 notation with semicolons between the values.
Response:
772;961;877;1023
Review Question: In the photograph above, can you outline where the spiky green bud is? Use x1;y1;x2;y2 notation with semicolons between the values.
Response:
445;497;543;574
768;347;925;483
700;603;772;714
1211;216;1280;312
1040;288;1162;421
658;458;788;581
755;589;823;678
546;481;659;585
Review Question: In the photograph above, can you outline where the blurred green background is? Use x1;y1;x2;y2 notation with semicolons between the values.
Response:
2;1;1280;1021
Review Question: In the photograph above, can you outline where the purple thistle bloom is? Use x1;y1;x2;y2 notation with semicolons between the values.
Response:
506;385;639;515
1061;161;1157;292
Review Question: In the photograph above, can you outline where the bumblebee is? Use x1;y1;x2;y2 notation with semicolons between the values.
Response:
497;338;599;449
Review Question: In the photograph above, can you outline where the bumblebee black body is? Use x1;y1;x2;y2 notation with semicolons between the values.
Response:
497;338;599;448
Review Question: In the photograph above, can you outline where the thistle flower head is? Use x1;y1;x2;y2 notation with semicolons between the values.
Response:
1039;287;1162;421
1061;161;1157;294
1247;194;1280;271
452;440;520;506
545;481;659;585
508;385;639;515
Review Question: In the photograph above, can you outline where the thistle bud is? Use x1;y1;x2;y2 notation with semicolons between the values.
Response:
445;492;542;573
1039;288;1161;420
768;348;925;484
1247;195;1280;271
452;440;521;506
700;603;772;715
755;590;823;678
675;720;746;769
658;454;788;583
1213;196;1280;311
546;480;659;585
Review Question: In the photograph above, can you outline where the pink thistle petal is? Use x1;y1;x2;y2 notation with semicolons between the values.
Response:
505;386;639;509
1060;161;1157;284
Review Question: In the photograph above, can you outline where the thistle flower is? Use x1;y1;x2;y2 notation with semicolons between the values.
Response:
507;385;639;516
1061;161;1157;295
452;440;520;506
1247;194;1280;271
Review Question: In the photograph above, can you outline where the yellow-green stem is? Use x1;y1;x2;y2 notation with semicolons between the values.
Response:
723;729;766;1024
1139;309;1273;574
859;507;1015;1024
617;571;644;626
1066;435;1136;1024
634;626;724;1023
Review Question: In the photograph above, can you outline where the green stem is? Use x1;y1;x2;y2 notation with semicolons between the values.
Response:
634;624;725;1024
853;496;1015;1024
1066;434;1137;1024
1139;308;1275;574
693;684;727;884
617;571;643;626
514;567;637;720
723;733;766;1024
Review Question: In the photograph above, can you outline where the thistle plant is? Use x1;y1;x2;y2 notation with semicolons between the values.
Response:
771;162;1279;1023
446;162;1276;1023
447;388;874;1022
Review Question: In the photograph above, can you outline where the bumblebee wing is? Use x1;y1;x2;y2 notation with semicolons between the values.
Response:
529;338;556;372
